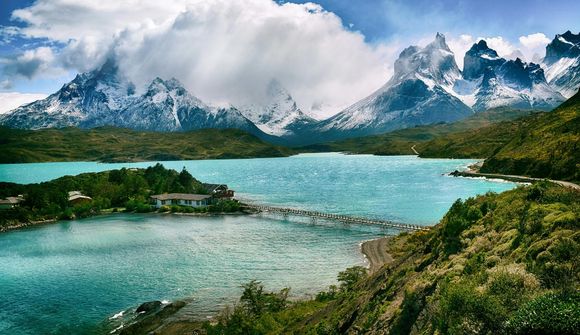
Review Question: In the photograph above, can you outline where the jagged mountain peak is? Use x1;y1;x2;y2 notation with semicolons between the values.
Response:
315;33;471;141
392;33;460;87
542;30;580;98
428;32;451;51
238;79;315;138
544;30;580;64
463;40;503;80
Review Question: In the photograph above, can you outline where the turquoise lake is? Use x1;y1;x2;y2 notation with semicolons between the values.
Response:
0;154;517;334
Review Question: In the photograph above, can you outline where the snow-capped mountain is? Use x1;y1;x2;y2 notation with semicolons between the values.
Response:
462;40;504;80
238;79;316;137
0;59;131;129
543;31;580;98
453;40;564;111
314;33;473;140
0;61;265;138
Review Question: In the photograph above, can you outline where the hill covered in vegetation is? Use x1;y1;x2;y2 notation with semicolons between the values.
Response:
479;92;579;182
0;127;293;163
419;91;579;182
299;108;537;155
153;182;577;335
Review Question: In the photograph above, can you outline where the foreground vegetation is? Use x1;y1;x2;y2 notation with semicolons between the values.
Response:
0;127;292;163
0;164;240;229
148;182;578;334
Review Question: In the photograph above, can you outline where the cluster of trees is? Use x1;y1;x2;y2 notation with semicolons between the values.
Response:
203;266;368;334
0;164;237;227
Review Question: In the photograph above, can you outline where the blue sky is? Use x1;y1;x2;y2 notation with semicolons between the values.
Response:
284;0;580;42
0;0;578;109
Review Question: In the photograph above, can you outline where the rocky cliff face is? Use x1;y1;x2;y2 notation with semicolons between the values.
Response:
543;31;580;98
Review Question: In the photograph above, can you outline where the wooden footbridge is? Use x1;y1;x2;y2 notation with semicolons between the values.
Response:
243;204;430;232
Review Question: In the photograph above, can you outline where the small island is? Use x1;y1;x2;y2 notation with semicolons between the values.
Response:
0;164;243;232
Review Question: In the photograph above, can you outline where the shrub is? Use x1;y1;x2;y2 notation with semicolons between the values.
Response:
506;292;580;335
209;199;241;213
436;279;507;334
337;266;367;292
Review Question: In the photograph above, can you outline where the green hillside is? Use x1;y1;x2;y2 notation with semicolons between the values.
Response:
147;182;579;334
272;182;579;334
480;92;580;182
0;127;293;163
419;91;580;182
300;108;537;155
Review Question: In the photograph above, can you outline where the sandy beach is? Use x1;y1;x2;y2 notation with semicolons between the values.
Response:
361;237;393;273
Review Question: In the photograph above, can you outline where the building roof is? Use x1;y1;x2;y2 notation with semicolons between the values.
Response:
69;195;92;202
68;191;92;202
0;196;23;205
150;193;212;201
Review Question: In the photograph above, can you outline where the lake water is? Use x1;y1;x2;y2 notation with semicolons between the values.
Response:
0;153;516;224
0;154;517;334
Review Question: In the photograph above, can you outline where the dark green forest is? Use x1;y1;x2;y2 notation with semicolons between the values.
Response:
0;164;239;228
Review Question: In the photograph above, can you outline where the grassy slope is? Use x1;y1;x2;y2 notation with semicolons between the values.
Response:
204;183;579;334
0;127;293;163
419;91;580;182
480;92;580;182
299;108;537;155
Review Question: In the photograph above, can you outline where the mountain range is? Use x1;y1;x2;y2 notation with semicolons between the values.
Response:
1;31;578;145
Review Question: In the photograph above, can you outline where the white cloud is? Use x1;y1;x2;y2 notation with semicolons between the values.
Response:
10;0;395;116
1;46;60;79
5;0;555;117
448;33;551;69
0;92;47;114
519;33;550;49
518;33;550;61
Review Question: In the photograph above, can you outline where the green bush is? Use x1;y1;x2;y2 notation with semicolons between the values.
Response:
337;266;367;292
506;292;580;335
209;199;241;213
436;279;507;334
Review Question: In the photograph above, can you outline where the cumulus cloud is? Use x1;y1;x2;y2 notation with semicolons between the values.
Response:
9;0;395;116
0;92;47;114
1;46;61;79
3;0;555;117
518;33;550;61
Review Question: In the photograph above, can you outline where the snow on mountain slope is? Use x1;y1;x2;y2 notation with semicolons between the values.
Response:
314;33;472;140
543;31;580;98
0;62;266;139
460;41;565;111
238;80;316;136
0;59;132;129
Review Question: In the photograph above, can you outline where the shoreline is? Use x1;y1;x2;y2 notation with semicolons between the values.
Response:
360;236;394;274
450;169;580;190
0;208;254;234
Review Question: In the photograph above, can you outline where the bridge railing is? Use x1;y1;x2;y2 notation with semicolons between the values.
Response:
243;204;431;232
